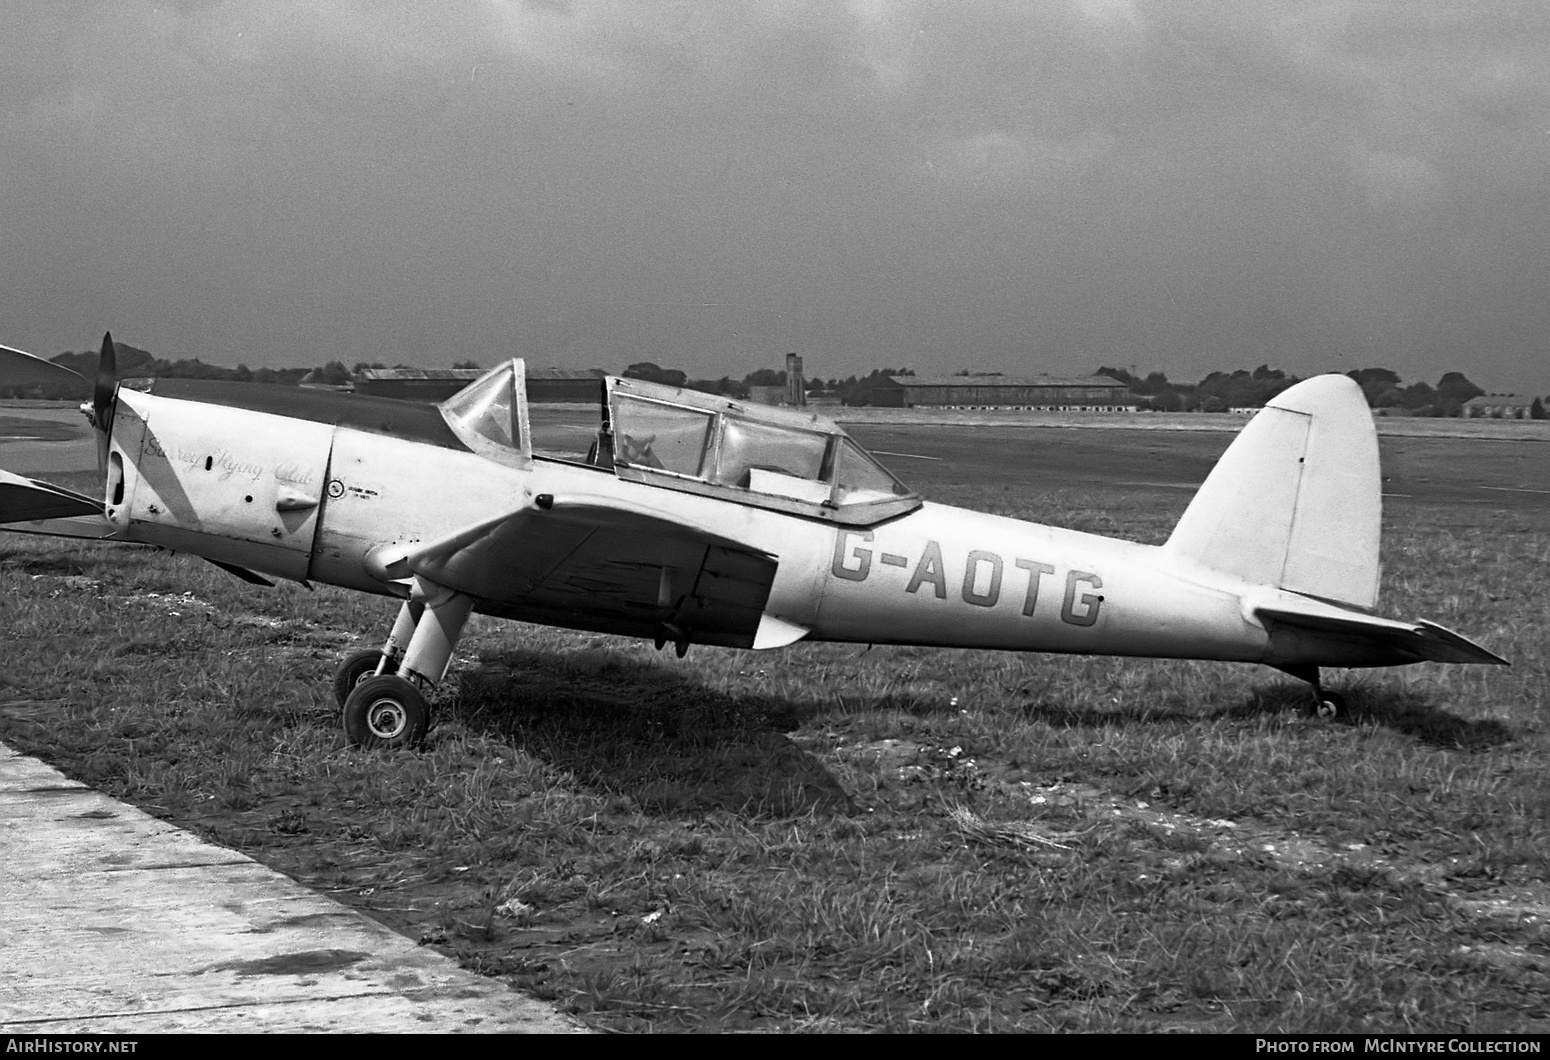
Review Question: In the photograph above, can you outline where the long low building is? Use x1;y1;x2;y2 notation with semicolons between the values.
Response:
1463;393;1547;419
355;367;606;403
867;374;1133;408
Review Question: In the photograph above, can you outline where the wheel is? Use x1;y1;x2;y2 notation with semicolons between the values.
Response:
1314;691;1345;720
332;648;397;708
343;674;430;749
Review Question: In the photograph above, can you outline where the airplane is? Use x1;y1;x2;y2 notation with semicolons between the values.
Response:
1;335;1506;748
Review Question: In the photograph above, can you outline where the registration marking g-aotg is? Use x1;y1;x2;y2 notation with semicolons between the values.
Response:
831;528;1104;627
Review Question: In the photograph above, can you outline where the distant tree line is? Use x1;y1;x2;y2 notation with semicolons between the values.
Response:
620;362;922;406
0;342;1521;420
0;350;451;399
2;342;312;399
621;362;750;399
1095;365;1493;417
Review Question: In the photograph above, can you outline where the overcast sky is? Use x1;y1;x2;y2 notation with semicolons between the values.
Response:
2;1;1546;388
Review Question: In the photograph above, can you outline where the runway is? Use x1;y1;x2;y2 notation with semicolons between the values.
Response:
0;741;584;1034
840;423;1550;515
5;401;1546;515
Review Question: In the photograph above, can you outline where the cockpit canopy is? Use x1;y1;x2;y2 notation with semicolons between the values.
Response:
606;377;919;523
440;360;919;525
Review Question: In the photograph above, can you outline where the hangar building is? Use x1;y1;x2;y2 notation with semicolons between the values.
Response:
1463;393;1545;420
866;374;1133;409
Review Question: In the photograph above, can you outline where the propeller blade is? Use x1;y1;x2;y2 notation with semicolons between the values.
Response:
93;332;118;431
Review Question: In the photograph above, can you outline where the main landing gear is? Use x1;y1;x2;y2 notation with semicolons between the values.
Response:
1278;664;1346;720
334;578;473;749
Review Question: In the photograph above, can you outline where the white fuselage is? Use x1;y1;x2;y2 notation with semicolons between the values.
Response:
103;387;1274;666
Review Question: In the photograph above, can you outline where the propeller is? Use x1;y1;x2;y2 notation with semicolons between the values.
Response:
91;332;118;473
93;332;117;431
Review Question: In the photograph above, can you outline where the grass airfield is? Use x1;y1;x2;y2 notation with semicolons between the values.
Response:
1;402;1548;1032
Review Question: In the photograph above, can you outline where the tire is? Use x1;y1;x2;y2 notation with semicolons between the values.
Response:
343;674;430;750
333;648;397;708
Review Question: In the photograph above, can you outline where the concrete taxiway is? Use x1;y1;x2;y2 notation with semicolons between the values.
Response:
0;741;584;1033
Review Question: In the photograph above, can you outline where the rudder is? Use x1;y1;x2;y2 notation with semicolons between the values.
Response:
1164;374;1380;609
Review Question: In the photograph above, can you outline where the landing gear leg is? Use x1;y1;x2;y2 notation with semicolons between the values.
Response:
382;600;425;672
1278;664;1344;720
342;581;472;749
331;601;421;707
396;579;473;688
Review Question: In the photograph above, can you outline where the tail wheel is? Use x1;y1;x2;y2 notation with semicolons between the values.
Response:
343;674;429;750
333;648;398;708
1315;691;1346;720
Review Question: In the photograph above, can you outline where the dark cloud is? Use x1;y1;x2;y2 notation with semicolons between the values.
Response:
0;1;1545;389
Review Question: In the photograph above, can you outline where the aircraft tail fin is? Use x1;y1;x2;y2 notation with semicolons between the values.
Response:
1164;374;1381;609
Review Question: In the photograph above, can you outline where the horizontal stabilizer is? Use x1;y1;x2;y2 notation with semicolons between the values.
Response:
1412;619;1511;666
1255;600;1508;667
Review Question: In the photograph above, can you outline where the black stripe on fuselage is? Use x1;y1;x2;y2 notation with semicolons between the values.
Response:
145;380;470;451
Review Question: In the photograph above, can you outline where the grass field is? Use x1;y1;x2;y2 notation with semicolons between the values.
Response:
1;425;1547;1033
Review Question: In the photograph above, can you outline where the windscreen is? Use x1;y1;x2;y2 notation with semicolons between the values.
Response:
438;360;530;468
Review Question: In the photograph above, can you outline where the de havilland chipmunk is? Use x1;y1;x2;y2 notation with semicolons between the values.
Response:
1;335;1506;748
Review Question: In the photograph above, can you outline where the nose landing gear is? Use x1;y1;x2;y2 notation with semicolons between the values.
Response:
336;579;472;749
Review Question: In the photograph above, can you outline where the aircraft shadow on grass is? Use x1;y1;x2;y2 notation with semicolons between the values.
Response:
1004;679;1516;752
1220;682;1514;750
1325;687;1514;750
0;543;157;580
438;649;1512;820
441;650;853;817
0;546;99;578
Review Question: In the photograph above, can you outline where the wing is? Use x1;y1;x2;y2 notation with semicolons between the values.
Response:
378;493;795;650
1255;594;1507;668
0;344;87;391
0;469;114;538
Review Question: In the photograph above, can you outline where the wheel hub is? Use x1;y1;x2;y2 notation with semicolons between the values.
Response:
366;698;408;739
